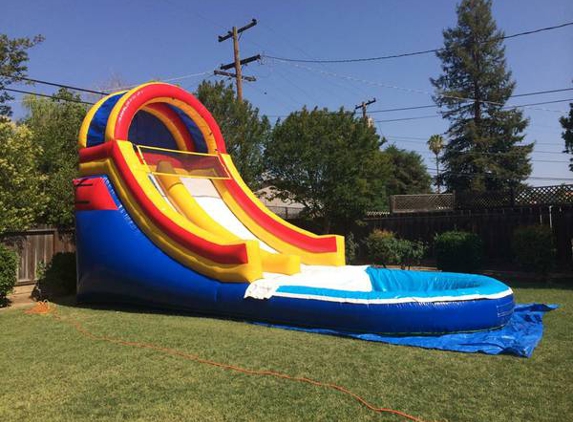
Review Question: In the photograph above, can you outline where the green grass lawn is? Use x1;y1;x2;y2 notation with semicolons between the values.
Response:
1;282;571;422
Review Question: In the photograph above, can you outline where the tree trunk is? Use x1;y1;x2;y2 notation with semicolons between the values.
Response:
323;217;331;234
435;153;441;194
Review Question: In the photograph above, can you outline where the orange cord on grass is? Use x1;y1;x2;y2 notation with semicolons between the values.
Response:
25;301;426;422
24;300;52;315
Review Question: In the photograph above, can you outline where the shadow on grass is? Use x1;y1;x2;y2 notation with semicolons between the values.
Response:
46;293;267;330
49;294;202;317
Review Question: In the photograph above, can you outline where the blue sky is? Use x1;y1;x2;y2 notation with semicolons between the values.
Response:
2;0;572;185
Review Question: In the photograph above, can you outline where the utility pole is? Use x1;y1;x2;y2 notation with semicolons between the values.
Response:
216;19;260;102
354;98;376;120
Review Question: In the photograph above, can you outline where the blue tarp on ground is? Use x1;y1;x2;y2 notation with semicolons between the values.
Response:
256;304;557;358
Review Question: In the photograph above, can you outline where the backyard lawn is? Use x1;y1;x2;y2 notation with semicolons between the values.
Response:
1;281;570;422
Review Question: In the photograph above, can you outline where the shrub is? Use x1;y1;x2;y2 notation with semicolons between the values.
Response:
0;244;18;306
37;252;77;298
512;225;555;275
401;240;427;269
366;230;400;266
345;232;359;265
365;230;426;269
434;231;483;273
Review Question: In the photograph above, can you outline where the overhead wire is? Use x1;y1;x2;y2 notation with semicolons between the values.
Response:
385;135;567;148
3;70;215;98
266;59;570;115
375;114;439;123
512;87;573;98
5;78;566;145
368;93;573;114
385;142;570;164
2;75;108;95
248;23;364;108
4;88;94;105
1;57;568;176
263;21;573;64
424;170;573;182
260;21;374;99
386;138;567;155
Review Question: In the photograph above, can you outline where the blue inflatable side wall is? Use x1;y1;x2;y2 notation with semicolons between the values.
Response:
76;176;514;335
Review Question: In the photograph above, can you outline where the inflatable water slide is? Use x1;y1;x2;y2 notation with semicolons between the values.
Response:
75;82;514;334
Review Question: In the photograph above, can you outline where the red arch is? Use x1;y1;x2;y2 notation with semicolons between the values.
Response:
111;83;227;153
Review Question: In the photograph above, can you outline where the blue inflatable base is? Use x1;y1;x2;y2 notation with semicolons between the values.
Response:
254;303;557;358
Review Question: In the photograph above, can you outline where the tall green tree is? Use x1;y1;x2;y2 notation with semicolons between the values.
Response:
560;102;573;172
384;145;432;197
22;89;87;228
266;107;391;233
0;121;46;233
195;80;271;189
0;34;43;117
427;134;445;192
431;0;532;193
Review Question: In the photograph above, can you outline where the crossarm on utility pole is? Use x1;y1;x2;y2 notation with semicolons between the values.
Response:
214;70;256;82
354;98;377;120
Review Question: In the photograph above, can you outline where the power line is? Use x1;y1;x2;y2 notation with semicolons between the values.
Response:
385;133;557;143
424;167;573;182
4;88;95;105
264;21;573;64
370;104;436;114
117;70;213;89
3;75;109;95
267;60;570;114
160;71;213;83
511;98;573;108
265;96;571;118
387;138;567;155
11;71;215;95
385;135;567;148
369;92;573;114
512;87;573;98
388;144;570;164
424;173;573;183
375;114;439;123
373;98;573;122
7;69;570;120
7;89;571;168
268;64;325;106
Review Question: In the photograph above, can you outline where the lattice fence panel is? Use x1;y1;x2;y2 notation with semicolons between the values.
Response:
390;193;455;214
457;184;573;209
515;184;573;206
389;185;573;213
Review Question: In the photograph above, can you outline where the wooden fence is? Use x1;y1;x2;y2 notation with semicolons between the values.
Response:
4;203;571;285
1;228;75;286
366;205;573;266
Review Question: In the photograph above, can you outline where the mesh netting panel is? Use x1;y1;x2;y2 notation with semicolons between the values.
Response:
136;146;230;179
